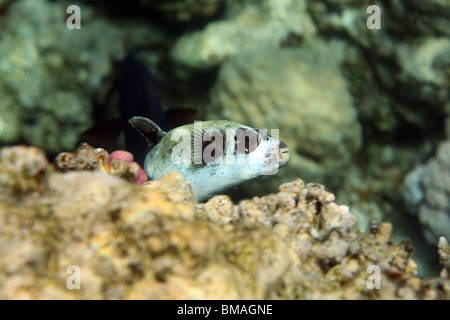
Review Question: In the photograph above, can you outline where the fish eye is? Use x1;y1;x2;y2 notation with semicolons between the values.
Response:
233;128;261;155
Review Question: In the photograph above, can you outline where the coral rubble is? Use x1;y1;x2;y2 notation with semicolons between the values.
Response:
0;145;449;299
54;143;146;185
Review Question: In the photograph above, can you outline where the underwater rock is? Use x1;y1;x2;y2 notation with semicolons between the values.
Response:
0;0;163;153
300;0;450;272
0;145;48;196
394;37;450;112
171;0;316;69
54;143;147;185
438;237;450;276
307;0;450;130
1;145;449;299
404;119;450;245
395;38;450;93
210;46;362;190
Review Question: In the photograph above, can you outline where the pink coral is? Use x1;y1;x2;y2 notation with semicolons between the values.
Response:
110;150;134;163
109;150;147;184
54;143;147;184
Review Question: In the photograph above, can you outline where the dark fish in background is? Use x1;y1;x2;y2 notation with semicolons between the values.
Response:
81;55;196;166
118;55;167;165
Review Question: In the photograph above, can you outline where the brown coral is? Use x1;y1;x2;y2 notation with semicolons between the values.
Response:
208;180;437;299
0;145;48;195
54;143;144;184
0;145;449;299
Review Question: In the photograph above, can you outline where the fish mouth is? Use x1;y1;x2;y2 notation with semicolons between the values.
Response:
278;142;290;167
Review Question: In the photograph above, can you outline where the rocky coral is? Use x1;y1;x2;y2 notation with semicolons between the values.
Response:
404;119;450;245
438;237;450;275
54;143;147;184
171;0;316;69
0;0;164;152
295;0;450;272
0;145;48;196
307;0;450;131
0;0;449;299
221;180;438;299
209;45;362;190
0;145;449;299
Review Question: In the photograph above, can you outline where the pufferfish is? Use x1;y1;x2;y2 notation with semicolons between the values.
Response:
129;116;289;201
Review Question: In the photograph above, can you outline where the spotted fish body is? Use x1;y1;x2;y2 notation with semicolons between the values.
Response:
129;117;289;201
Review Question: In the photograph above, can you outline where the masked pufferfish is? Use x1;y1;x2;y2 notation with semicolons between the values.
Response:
129;116;290;201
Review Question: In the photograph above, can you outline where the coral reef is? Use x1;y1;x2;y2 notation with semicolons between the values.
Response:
404;119;450;245
0;145;48;196
209;46;362;190
0;145;449;299
0;0;164;152
171;0;316;69
300;0;450;270
54;143;147;185
0;0;448;289
307;0;450;130
438;237;450;275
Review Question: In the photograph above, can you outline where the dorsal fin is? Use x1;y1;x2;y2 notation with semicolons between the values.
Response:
128;116;166;148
